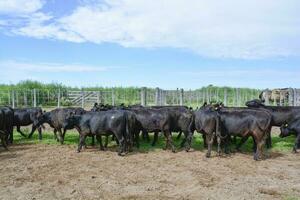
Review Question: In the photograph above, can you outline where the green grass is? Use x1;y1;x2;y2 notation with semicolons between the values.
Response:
12;128;297;153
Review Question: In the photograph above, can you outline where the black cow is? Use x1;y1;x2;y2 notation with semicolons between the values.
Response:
0;107;14;144
194;103;221;157
14;107;44;140
280;119;300;153
149;106;194;151
213;103;272;151
128;107;176;152
63;110;132;156
0;109;8;149
35;107;86;144
246;99;300;147
217;107;272;160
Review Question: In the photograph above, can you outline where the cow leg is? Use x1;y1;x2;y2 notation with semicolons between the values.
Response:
91;135;95;146
253;133;267;161
206;132;215;158
62;128;67;142
38;126;42;140
53;129;59;141
135;132;140;148
183;131;193;152
96;135;104;151
115;134;126;156
265;132;272;149
176;131;182;140
163;131;175;153
0;133;8;150
111;135;116;141
235;135;249;152
151;131;159;146
57;128;64;144
217;136;221;156
16;126;27;138
104;135;109;148
292;134;300;153
142;130;150;142
202;134;207;148
77;134;87;153
28;125;37;139
232;136;237;144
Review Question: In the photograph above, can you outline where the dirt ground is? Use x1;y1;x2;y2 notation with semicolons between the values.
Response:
0;143;300;200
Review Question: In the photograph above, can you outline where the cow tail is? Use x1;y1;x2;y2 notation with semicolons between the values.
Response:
215;114;226;139
124;112;132;151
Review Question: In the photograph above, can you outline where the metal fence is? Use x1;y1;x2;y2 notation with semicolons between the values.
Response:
0;87;298;109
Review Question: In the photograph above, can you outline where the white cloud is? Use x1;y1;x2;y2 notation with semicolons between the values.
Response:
0;0;44;14
2;0;300;59
0;60;108;72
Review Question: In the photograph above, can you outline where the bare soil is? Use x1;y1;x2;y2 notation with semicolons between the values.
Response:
0;144;300;200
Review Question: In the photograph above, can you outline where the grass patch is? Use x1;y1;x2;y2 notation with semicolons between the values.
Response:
12;129;296;153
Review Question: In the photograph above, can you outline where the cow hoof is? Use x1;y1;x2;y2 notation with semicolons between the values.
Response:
206;153;211;158
292;149;298;153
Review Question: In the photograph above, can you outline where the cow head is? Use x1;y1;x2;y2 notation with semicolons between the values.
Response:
245;99;265;108
33;111;50;127
279;123;292;138
63;113;80;130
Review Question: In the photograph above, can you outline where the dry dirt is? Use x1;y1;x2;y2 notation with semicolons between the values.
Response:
0;144;300;200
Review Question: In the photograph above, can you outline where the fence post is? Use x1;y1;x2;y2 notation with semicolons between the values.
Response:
293;88;297;106
141;87;147;106
265;90;270;105
179;88;184;106
81;90;85;108
224;88;227;106
33;89;37;107
155;87;160;106
97;91;101;104
57;89;61;108
12;90;15;108
288;88;293;106
111;88;115;106
279;91;283;106
24;91;27;107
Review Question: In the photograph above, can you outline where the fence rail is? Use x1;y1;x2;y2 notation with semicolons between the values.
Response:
0;87;299;109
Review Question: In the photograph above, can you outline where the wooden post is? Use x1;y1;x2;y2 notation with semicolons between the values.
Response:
293;88;297;106
12;91;15;108
265;90;270;105
33;89;37;107
111;88;115;106
24;91;27;107
141;87;147;106
288;88;293;106
81;90;85;108
155;87;160;106
15;91;19;107
57;89;61;108
97;91;101;104
279;91;283;106
179;88;184;106
176;88;179;104
224;88;227;106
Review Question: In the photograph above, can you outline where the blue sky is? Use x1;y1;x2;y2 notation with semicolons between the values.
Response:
0;0;300;89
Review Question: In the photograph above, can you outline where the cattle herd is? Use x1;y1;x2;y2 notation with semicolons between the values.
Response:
0;99;300;161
